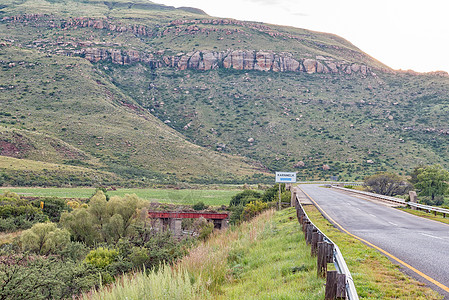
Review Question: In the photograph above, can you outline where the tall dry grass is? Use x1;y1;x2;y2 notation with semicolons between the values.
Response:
177;209;275;293
82;265;209;300
81;209;275;299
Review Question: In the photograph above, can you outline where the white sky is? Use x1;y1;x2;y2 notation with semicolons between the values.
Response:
154;0;449;73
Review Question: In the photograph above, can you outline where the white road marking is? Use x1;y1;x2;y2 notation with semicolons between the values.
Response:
369;214;377;218
388;222;398;226
419;233;443;240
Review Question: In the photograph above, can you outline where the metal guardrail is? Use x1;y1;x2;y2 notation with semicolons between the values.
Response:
297;181;363;186
295;194;359;300
333;186;449;216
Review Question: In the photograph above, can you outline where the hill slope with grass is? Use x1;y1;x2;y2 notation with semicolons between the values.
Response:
1;0;449;183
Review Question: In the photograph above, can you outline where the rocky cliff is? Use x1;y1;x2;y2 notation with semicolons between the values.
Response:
2;14;375;76
78;48;373;75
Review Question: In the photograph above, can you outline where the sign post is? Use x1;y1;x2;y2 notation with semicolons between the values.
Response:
275;172;297;210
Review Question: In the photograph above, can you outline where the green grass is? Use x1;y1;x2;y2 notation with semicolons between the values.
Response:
304;205;442;299
397;207;449;225
220;207;324;299
0;187;246;206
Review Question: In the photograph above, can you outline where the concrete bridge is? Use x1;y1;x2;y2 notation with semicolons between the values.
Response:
148;211;229;236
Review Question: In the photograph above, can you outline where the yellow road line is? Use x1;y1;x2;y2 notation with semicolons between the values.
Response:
300;187;449;294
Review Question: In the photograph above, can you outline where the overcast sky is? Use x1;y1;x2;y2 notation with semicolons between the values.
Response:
154;0;449;73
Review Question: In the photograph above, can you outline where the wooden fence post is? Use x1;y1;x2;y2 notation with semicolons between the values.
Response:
325;271;346;299
311;231;322;256
317;242;327;278
326;243;334;263
325;271;337;299
336;273;346;299
306;224;314;245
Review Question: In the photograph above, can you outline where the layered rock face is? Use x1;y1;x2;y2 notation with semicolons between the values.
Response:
80;48;373;76
3;14;372;76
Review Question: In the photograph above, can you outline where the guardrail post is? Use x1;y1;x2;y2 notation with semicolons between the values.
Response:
306;224;314;245
336;273;346;299
291;187;297;207
302;219;309;234
311;230;321;256
317;241;328;277
409;191;417;210
325;271;337;299
325;271;346;300
327;243;334;263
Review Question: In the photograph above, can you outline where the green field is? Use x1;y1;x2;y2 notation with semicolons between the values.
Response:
0;187;246;206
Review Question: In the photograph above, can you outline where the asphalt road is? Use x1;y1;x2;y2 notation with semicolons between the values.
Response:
300;184;449;298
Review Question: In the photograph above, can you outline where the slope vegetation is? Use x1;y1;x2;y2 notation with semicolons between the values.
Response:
1;0;448;182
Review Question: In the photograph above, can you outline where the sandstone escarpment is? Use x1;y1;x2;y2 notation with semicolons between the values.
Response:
3;14;382;70
3;14;374;76
77;48;373;76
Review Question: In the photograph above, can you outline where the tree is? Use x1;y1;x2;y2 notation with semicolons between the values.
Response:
20;222;70;254
408;164;426;185
414;164;449;202
60;209;99;246
364;172;411;196
61;193;143;245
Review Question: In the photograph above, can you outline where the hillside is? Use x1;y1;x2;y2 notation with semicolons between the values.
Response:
0;44;266;185
1;0;449;183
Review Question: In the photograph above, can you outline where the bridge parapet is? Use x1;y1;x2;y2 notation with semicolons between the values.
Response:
148;211;229;236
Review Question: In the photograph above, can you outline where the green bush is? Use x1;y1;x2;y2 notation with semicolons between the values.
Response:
241;201;268;221
84;247;119;268
0;255;100;299
32;197;68;222
0;193;47;232
229;190;262;206
262;184;285;203
229;205;244;225
192;201;208;211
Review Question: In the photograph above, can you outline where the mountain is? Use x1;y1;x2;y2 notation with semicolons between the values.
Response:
1;0;448;184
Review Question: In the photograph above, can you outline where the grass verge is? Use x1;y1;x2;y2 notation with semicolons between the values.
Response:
397;208;449;225
304;205;443;299
82;208;326;299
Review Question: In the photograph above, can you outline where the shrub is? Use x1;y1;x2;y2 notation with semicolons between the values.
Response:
229;205;244;225
229;190;262;206
32;197;68;222
241;201;268;221
262;184;284;203
192;202;208;211
84;247;119;268
0;255;100;300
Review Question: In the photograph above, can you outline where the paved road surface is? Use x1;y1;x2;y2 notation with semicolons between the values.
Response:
300;184;449;298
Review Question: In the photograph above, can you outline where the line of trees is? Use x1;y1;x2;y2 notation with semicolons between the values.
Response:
363;164;449;206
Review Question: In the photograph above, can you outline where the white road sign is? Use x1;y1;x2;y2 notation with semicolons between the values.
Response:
275;172;297;183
